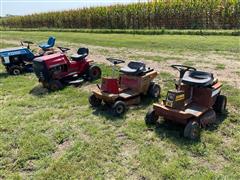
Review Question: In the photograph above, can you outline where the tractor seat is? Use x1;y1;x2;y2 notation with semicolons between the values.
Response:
71;47;89;61
120;61;146;75
182;70;214;87
39;36;55;50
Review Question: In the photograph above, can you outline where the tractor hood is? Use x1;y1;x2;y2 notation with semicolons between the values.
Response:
34;53;67;68
33;53;68;82
0;46;31;57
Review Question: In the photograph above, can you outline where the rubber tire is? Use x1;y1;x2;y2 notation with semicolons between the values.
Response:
88;65;101;81
145;109;158;125
49;80;63;91
9;65;22;75
213;95;227;114
184;121;200;140
148;83;161;98
89;94;102;107
112;101;126;116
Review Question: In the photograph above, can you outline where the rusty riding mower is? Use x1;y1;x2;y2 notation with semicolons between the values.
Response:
145;65;227;140
89;58;161;116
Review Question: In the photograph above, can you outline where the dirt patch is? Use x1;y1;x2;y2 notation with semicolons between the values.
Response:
2;38;239;88
52;140;72;159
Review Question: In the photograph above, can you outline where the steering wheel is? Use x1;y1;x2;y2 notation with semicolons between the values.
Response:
106;58;125;65
57;46;70;53
171;64;196;78
20;41;34;48
22;41;34;44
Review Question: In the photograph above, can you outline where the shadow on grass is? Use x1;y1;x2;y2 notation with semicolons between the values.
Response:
150;120;198;145
91;95;160;123
205;110;229;131
29;85;49;97
0;72;9;79
146;110;229;146
0;69;34;79
91;104;126;123
29;81;86;97
136;95;160;108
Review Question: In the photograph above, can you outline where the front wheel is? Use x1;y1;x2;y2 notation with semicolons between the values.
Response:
9;65;22;75
213;95;227;114
112;101;126;116
184;121;200;140
148;83;161;98
49;80;63;91
88;65;101;81
145;109;158;125
89;94;102;107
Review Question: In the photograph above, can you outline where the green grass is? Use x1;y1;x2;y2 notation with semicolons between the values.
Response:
215;63;226;70
0;42;16;49
1;31;239;53
0;32;240;179
1;28;239;36
128;55;184;62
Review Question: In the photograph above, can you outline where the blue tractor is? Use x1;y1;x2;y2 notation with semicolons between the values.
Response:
0;37;56;75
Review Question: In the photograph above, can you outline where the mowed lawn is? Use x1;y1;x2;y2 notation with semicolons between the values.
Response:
0;31;240;179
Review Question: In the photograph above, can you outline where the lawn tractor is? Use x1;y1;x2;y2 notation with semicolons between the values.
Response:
0;37;56;75
145;65;227;140
33;46;101;91
89;58;161;116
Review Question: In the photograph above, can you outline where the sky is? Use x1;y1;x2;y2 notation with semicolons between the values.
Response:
1;0;146;16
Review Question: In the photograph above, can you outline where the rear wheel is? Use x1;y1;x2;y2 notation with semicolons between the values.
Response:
88;65;101;81
148;83;161;98
113;101;126;116
49;80;63;91
213;95;227;114
9;65;22;75
89;94;102;107
184;121;200;140
145;109;158;125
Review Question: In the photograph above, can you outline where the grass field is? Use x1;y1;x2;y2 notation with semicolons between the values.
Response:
0;31;240;179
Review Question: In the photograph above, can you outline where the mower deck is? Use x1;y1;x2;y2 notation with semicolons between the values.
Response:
93;88;140;105
153;102;208;124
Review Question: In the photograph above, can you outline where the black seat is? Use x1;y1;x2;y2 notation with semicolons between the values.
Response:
71;48;89;61
120;61;147;75
182;70;214;87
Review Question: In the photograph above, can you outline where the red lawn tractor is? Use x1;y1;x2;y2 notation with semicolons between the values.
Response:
89;58;161;116
145;65;227;140
33;47;101;91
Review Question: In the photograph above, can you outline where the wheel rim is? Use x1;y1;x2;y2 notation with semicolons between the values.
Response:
191;128;198;138
191;125;199;139
154;87;160;97
116;105;124;114
92;68;100;78
13;69;20;75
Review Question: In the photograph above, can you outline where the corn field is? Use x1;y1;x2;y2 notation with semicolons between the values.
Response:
1;0;239;29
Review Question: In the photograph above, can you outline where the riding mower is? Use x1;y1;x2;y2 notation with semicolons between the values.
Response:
89;58;161;116
0;37;56;75
33;47;101;91
145;65;227;140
